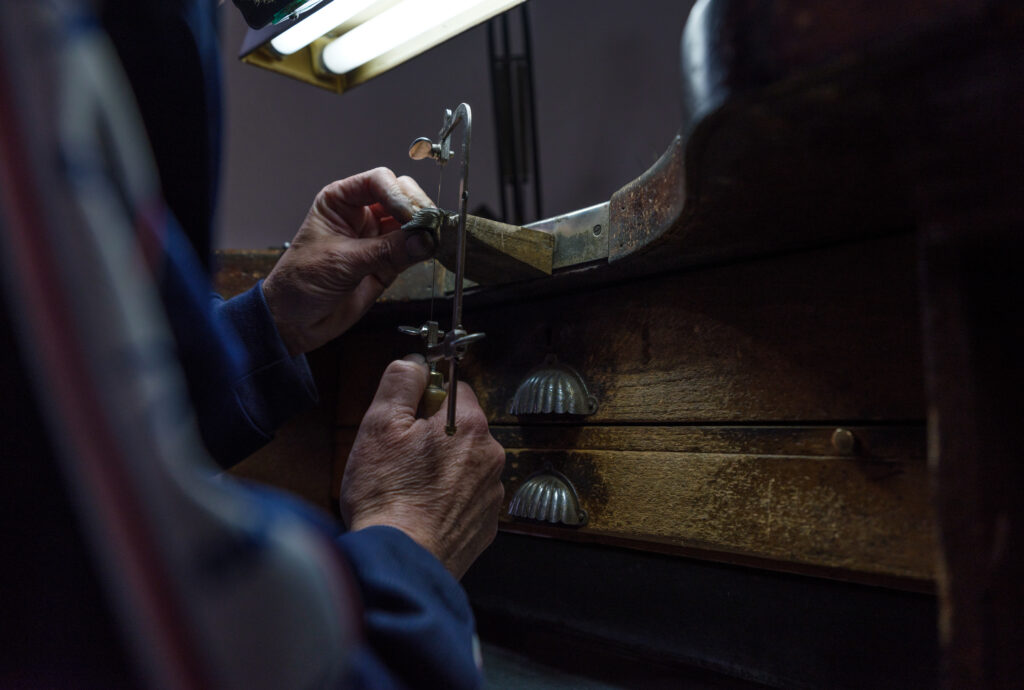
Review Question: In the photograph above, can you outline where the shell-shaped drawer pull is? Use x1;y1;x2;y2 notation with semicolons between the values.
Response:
507;470;588;527
507;354;598;417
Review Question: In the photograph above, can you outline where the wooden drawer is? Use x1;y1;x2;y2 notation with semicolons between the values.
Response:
333;233;935;587
496;426;932;583
460;233;923;424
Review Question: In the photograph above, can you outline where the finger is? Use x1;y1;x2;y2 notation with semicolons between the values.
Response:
337;229;434;288
367;171;430;224
368;356;429;420
321;168;428;226
487;441;507;482
395;175;434;212
454;380;482;410
368;203;390;222
452;381;494;435
367;206;402;235
315;169;399;231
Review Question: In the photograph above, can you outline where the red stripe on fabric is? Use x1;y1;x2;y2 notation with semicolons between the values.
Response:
0;54;211;690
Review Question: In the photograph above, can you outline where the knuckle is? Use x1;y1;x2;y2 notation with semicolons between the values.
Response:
357;405;387;436
380;359;426;395
385;358;417;377
318;180;344;204
372;235;396;267
460;404;489;431
488;443;506;467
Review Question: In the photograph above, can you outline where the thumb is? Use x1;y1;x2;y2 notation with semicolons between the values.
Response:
345;230;435;286
369;354;429;419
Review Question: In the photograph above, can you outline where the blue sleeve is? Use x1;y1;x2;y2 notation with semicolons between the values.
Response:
337;527;484;690
199;280;318;467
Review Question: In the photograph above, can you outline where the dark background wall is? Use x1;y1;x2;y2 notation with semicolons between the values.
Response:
216;0;694;248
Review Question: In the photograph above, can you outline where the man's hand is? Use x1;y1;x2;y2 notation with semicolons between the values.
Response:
262;168;435;355
340;355;506;580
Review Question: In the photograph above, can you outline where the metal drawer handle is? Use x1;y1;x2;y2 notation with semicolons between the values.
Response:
507;354;598;417
507;469;588;527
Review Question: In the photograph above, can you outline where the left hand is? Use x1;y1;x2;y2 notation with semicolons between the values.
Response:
262;167;435;355
340;355;506;580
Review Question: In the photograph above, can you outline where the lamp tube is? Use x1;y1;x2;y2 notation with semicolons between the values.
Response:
270;0;378;55
321;0;487;74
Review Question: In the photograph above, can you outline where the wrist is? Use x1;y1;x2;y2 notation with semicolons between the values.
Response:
349;510;442;566
260;277;305;356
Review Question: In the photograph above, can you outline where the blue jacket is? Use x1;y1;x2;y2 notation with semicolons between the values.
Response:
99;2;483;687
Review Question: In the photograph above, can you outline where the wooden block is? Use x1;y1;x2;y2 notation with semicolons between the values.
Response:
436;215;555;284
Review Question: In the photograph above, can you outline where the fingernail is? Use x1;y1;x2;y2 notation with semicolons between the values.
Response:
402;352;427;367
405;231;435;262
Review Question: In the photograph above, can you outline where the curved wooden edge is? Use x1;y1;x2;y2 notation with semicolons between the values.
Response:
602;0;1000;271
608;134;685;262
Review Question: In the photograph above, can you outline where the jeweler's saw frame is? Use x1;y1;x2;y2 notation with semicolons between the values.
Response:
400;103;484;435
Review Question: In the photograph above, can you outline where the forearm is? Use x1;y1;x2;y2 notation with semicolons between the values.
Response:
200;281;317;467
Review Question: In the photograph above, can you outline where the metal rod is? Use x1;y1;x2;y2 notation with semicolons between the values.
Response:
486;20;509;223
521;3;543;219
446;356;458;435
500;14;524;225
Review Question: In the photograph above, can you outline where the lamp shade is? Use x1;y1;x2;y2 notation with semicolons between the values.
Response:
239;0;525;94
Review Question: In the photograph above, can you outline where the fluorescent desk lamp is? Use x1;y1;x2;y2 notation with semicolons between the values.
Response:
239;0;525;94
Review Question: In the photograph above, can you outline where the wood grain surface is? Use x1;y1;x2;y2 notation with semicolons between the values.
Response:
333;423;933;584
212;249;280;298
501;447;933;581
328;235;930;583
435;215;555;283
337;235;923;425
462;233;923;425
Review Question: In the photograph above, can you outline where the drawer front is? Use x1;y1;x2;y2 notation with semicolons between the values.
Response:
334;234;934;586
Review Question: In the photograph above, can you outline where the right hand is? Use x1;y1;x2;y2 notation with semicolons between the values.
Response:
340;355;506;580
262;168;436;356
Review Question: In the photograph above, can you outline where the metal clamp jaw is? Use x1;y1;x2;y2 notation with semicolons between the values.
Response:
397;319;485;428
398;322;486;365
